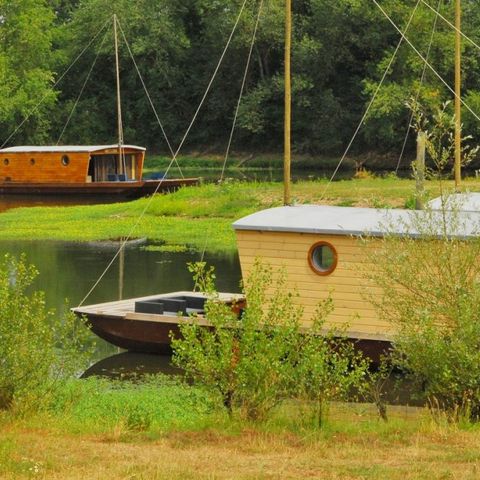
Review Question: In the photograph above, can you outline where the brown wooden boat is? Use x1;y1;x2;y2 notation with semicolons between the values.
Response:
73;291;245;354
0;145;198;197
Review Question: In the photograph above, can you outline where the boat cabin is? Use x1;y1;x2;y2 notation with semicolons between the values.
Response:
0;145;145;184
233;205;480;343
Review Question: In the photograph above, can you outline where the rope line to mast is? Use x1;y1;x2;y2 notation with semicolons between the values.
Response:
317;0;422;202
77;0;249;308
395;0;442;173
372;0;480;123
1;17;111;149
421;0;480;51
220;0;264;182
170;0;250;164
116;18;183;178
56;25;110;145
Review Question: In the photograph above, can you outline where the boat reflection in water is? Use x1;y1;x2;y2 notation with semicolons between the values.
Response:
82;352;182;380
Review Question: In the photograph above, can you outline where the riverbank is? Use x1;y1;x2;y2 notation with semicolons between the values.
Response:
1;378;480;479
0;177;479;252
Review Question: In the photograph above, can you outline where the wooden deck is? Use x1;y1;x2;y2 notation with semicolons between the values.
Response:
73;291;244;353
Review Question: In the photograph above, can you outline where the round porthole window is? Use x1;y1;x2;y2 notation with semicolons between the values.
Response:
308;241;337;276
61;155;70;166
3;158;9;165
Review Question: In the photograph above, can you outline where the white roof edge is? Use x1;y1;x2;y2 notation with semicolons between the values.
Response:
0;144;146;153
232;205;480;239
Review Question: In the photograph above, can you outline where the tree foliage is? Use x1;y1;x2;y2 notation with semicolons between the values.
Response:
0;254;93;415
365;206;480;421
172;260;369;424
2;0;480;161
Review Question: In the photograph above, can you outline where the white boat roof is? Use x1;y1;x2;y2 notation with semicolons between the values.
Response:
427;193;480;212
232;205;480;239
0;144;146;153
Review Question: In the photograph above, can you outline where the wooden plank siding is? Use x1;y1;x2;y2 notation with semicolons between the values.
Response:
0;152;90;183
0;148;145;184
236;230;393;340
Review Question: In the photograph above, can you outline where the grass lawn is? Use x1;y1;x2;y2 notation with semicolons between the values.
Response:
2;399;480;479
0;176;478;252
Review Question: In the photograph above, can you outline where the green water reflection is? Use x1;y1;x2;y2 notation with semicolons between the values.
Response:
0;240;242;361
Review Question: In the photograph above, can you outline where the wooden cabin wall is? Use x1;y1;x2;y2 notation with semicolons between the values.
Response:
136;151;145;180
0;152;89;183
235;230;392;341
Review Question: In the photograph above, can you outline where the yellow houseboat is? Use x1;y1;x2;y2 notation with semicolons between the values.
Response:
232;204;480;356
0;144;197;196
74;203;480;357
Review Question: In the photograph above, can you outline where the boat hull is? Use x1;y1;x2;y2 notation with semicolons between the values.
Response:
73;291;244;354
0;178;198;197
86;313;179;354
74;292;390;362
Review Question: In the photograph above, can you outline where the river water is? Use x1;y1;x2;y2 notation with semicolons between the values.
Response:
0;239;242;370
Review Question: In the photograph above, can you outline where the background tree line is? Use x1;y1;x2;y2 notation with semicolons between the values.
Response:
1;0;480;163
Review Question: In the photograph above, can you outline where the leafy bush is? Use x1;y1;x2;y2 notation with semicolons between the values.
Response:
172;260;369;423
0;254;93;414
292;308;370;427
365;207;480;421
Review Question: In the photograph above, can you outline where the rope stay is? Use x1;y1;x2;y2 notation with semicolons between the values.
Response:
421;0;480;52
115;19;184;178
372;0;480;124
56;26;110;145
395;0;443;173
169;0;250;164
220;0;264;182
318;0;422;201
1;16;112;149
78;0;249;308
321;0;480;201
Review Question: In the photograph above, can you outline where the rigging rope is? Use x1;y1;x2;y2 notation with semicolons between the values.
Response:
395;0;442;173
56;26;110;145
116;19;184;178
77;0;249;307
1;17;111;149
420;0;480;52
372;0;480;124
317;0;422;201
220;0;264;182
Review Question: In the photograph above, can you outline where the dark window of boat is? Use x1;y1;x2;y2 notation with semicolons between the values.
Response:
30;158;35;165
3;159;9;166
61;155;70;166
308;241;337;276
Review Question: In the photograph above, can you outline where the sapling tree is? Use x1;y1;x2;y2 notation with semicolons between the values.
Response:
172;260;370;423
0;254;94;414
365;188;480;420
292;306;370;427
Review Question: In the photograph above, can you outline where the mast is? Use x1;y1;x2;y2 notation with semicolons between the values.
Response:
283;0;291;205
454;0;461;191
113;14;125;175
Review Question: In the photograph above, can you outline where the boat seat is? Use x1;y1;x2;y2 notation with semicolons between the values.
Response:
107;174;119;181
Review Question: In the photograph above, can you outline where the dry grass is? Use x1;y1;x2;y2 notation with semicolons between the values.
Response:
2;406;480;479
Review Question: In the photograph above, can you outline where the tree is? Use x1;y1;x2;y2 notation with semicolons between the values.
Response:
0;0;59;145
0;254;93;414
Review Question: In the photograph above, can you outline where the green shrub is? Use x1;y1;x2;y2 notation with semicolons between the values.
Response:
0;254;93;415
172;260;369;424
292;309;370;427
366;207;480;421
